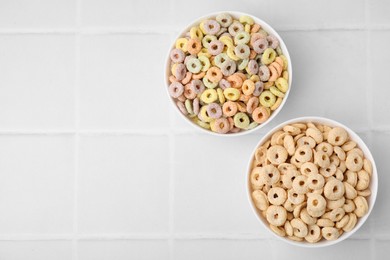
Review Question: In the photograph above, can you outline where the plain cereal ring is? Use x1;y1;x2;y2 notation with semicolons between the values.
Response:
322;227;340;241
251;167;268;187
168;82;184;98
329;207;345;222
345;170;358;187
261;165;281;185
285;220;293;236
342;140;357;152
294;145;313;163
353;196;368;217
283;134;295;156
270;224;286;237
252;106;270;123
307;173;325;190
278;163;297;175
346;152;363;172
288;235;304;242
259;90;276;107
306;127;324;144
267;145;288;165
363;158;373;176
307;193;326;217
339;160;347;173
324;178;345;200
292;175;309;195
268;187;287;206
356;170;370;190
288;189;306;205
358;188;371;197
290;155;303;168
336;214;350;229
317;218;334;227
347;148;364;158
343;199;356;213
314;151;331;168
305;224;322;243
300;208;317;225
282;169;299;189
206;103;222;119
301;162;319;176
327;127;348;146
234;112;250;129
228;21;244;36
293;202;307;218
252;190;269;211
284;200;296;212
261;48;276;65
319;163;337;178
327;197;345;210
283;125;301;136
297;136;316;148
316;142;334;157
330;154;340;167
342;213;357;232
266;205;287;226
291;218;308;238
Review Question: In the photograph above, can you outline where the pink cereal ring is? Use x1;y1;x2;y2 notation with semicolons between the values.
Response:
250;33;266;46
174;63;187;81
170;48;185;63
193;98;200;115
247;96;259;114
247;60;259;75
206;103;222;119
228;117;234;130
267;35;279;49
181;72;192;85
258;65;270;82
204;20;221;35
177;95;186;102
253;81;264;96
219;79;231;90
253;38;269;54
176;101;188;115
207;40;224;55
230;127;241;133
168;82;184;98
214;118;230;134
191;79;205;94
184;84;197;99
220;60;237;76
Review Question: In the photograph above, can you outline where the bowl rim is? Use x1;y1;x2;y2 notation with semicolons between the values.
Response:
246;116;378;247
164;11;293;137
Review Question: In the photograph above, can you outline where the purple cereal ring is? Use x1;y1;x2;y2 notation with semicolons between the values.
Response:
184;55;196;65
219;79;231;89
207;40;224;55
258;65;270;82
168;82;184;98
228;21;244;37
247;60;259;75
170;48;185;63
253;38;269;54
193;98;200;115
214;118;230;134
176;101;188;115
267;35;279;49
220;60;237;76
204;20;221;35
206;103;222;119
191;79;205;94
253;81;264;96
174;63;187;81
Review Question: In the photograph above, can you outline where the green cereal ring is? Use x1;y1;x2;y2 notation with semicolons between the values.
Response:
270;86;285;98
203;76;218;89
246;121;259;130
202;35;217;49
185;99;193;114
216;13;233;27
223;88;241;101
237;58;249;71
214;53;229;68
200;89;218;104
275;77;289;93
259;90;276;107
234;112;250;129
261;48;276;65
186;58;202;73
276;46;283;56
198;55;211;72
234;31;250;45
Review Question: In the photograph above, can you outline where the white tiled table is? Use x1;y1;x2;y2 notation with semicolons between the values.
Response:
0;0;389;259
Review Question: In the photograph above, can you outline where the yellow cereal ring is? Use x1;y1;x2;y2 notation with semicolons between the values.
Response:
193;117;210;129
171;63;178;76
259;90;276;107
219;35;234;48
271;97;283;111
223;88;241;101
275;77;289;93
200;105;213;123
245;23;251;33
175;38;188;53
200;89;218;104
227;47;240;61
279;55;288;70
270;86;285;98
199;21;207;34
217;88;225;104
197;48;211;58
198;55;211;72
261;48;276;65
250;74;260;82
239;15;254;25
190;26;203;40
282;70;289;81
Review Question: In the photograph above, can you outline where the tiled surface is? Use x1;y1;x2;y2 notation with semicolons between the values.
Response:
0;0;389;259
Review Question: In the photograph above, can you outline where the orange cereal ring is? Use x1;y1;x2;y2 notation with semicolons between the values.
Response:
242;79;255;95
192;71;205;80
222;101;238;117
228;117;234;130
227;74;243;89
169;75;178;83
239;94;251;103
214;118;230;134
270;62;283;76
187;38;202;55
251;23;261;33
181;72;192;85
206;66;223;83
247;96;259;114
235;72;247;82
275;57;284;69
177;94;186;102
250;49;257;59
252;106;270;123
184;83;197;99
268;65;279;82
236;101;247;112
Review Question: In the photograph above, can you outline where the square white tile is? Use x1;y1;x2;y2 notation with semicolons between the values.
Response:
0;241;72;260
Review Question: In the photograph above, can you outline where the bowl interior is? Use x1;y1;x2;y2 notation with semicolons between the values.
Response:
165;11;293;136
246;116;378;247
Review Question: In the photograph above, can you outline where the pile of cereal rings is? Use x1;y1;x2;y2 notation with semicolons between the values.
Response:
167;13;289;134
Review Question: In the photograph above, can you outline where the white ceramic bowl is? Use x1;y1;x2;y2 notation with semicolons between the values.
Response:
246;116;378;247
165;11;293;136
